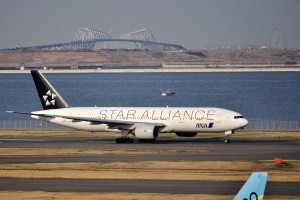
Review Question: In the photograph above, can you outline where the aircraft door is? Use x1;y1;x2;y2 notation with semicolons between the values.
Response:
216;114;222;123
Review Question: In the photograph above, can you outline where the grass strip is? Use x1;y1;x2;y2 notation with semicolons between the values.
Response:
0;161;299;182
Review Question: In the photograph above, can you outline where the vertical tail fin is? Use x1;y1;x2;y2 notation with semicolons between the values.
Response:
31;70;70;110
234;172;268;200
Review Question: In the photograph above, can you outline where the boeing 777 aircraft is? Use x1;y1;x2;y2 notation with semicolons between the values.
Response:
8;70;248;143
234;172;268;200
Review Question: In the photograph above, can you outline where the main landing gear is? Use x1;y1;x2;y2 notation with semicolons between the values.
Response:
116;137;134;143
138;138;157;143
116;130;134;143
225;130;234;144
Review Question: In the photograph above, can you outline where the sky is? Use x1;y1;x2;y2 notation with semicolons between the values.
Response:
0;0;299;49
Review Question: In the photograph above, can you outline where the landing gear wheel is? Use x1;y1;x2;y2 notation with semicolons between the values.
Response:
224;130;233;144
128;138;134;143
138;138;157;143
116;137;134;143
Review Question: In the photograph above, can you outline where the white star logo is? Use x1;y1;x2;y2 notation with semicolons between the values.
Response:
43;90;56;106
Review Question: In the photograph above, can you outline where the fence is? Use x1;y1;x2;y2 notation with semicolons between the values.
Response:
244;120;299;131
0;120;299;131
0;120;70;130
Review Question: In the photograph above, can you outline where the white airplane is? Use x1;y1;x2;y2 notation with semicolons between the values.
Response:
8;70;248;143
234;172;268;200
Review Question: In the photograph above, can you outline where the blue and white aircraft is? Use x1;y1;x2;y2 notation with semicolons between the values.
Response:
8;70;248;143
234;172;268;200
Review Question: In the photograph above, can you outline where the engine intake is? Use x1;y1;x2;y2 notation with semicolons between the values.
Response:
135;124;159;139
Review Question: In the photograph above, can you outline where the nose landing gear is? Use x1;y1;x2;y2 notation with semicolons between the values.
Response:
225;130;234;144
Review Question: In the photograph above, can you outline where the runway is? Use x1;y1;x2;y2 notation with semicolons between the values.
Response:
0;136;299;196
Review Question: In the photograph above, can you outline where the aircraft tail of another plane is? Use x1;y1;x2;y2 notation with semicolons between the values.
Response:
233;172;268;200
31;70;70;110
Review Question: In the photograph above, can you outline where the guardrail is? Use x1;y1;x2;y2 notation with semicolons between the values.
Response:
0;120;299;131
164;61;286;66
1;60;299;70
162;61;300;68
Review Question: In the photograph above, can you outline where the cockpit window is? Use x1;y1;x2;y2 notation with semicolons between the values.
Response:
234;116;244;119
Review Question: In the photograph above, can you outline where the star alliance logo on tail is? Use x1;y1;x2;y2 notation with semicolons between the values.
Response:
43;90;56;106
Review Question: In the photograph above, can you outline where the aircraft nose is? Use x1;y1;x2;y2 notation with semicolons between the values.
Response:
234;117;248;130
242;118;248;128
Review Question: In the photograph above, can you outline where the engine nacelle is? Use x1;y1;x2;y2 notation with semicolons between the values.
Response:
135;124;159;139
175;132;198;137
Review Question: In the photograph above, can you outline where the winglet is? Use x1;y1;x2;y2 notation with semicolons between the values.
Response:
233;172;268;200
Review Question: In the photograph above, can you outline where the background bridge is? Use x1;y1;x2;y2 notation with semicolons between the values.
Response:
4;28;185;51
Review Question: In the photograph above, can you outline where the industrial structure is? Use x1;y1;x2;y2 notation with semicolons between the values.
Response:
2;28;185;51
270;28;285;49
205;29;286;50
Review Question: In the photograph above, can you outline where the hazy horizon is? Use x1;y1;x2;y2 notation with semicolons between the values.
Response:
0;0;299;49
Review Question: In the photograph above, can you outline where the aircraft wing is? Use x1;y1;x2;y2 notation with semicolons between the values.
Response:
6;111;165;128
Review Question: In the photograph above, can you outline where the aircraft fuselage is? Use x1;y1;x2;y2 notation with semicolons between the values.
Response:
32;107;248;133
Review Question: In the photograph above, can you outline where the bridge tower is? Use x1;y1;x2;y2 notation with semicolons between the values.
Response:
120;29;157;49
65;28;111;49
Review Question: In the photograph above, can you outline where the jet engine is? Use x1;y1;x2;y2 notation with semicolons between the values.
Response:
134;124;159;139
175;132;198;137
